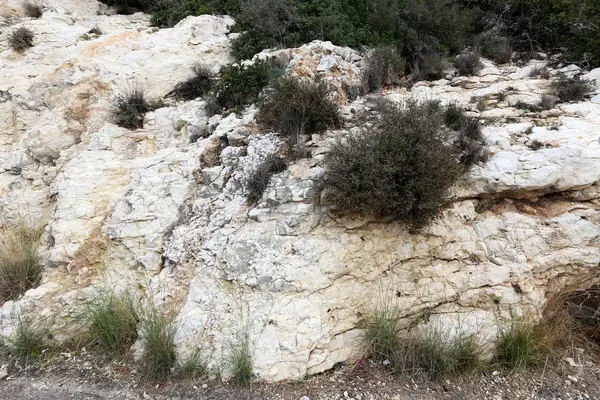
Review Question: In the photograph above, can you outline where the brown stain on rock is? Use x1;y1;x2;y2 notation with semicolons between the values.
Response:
82;31;142;58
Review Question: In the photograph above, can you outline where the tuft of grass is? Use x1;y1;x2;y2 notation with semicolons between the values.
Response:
454;52;483;77
111;86;151;130
214;57;285;111
8;313;52;360
178;349;208;379
83;290;139;355
8;27;35;52
539;94;556;110
0;225;43;303
88;26;103;35
140;304;177;382
362;46;405;92
495;322;546;370
168;64;215;101
229;335;252;384
529;65;550;79
551;75;594;103
245;155;287;204
257;76;340;140
22;1;43;18
362;303;484;377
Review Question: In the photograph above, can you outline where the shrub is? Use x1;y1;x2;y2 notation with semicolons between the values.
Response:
0;225;43;302
22;1;43;18
495;322;546;370
257;76;340;139
245;155;287;203
8;313;52;360
479;35;512;64
362;46;406;93
229;335;252;384
454;52;483;76
322;101;485;229
168;64;215;101
84;290;139;355
551;75;594;103
97;0;154;15
413;53;448;81
150;0;242;27
140;305;177;382
8;27;34;52
111;86;151;129
539;94;556;110
214;58;285;111
88;26;103;36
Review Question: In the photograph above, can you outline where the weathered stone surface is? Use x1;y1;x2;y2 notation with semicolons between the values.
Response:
1;0;600;384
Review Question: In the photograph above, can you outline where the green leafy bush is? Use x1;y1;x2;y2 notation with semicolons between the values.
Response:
257;76;340;139
167;64;215;101
8;27;34;52
0;225;42;302
551;75;594;103
214;57;285;111
322;101;486;229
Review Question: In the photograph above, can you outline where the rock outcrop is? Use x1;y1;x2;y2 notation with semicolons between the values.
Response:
1;0;599;382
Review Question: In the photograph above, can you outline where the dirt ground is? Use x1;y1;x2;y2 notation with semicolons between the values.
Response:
1;349;600;400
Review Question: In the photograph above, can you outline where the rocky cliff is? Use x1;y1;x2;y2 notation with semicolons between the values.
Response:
1;0;600;382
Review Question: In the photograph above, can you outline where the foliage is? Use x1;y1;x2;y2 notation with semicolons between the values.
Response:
214;57;285;111
140;305;177;382
178;349;208;378
229;335;252;384
478;34;512;64
0;225;43;302
454;52;483;76
7;313;52;360
495;322;546;370
245;155;287;203
322;101;486;229
111;86;152;130
257;76;340;138
22;1;43;18
8;27;35;52
168;64;215;101
83;290;139;355
551;74;594;103
362;46;406;92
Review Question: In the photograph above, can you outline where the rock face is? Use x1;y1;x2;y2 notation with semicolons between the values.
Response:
1;0;600;382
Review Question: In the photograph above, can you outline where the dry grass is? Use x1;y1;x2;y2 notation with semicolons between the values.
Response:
8;27;34;52
0;224;43;302
22;1;43;18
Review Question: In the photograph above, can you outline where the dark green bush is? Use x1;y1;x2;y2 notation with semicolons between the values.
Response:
479;34;512;64
362;46;405;92
111;86;151;129
97;0;154;15
454;52;483;76
257;76;340;139
214;57;285;111
245;155;287;203
167;64;215;101
322;101;485;228
8;27;34;52
150;0;242;27
413;54;448;81
551;75;594;103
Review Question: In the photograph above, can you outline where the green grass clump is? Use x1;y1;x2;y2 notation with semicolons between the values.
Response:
229;335;252;384
7;313;52;360
0;225;43;302
167;64;215;101
178;349;208;379
495;323;546;370
140;305;177;382
84;290;139;355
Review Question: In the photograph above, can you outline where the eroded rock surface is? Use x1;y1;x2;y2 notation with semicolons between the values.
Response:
1;0;599;382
